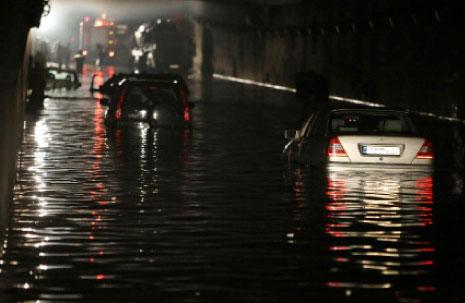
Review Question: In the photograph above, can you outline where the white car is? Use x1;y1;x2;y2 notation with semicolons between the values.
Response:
282;107;434;171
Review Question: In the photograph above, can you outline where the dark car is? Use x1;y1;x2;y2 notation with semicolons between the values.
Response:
104;77;192;129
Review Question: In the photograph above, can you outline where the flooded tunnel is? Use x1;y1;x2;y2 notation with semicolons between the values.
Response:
1;0;465;302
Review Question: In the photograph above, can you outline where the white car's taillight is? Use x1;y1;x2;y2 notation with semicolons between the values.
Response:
327;136;348;157
416;139;434;159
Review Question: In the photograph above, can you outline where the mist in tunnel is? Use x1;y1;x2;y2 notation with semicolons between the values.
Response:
35;0;214;39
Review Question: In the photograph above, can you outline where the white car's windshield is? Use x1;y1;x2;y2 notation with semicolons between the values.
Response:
330;110;416;135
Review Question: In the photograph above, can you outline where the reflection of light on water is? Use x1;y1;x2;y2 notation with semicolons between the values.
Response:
416;176;433;201
139;123;149;200
139;122;148;162
327;281;392;289
151;130;160;195
34;120;49;148
93;71;105;100
37;264;47;270
324;170;435;297
31;120;49;178
32;119;50;199
88;101;108;267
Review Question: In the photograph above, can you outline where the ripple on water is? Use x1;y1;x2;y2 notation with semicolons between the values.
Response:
0;97;456;302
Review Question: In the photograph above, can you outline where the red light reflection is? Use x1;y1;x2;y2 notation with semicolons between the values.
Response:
415;176;434;227
87;101;107;268
96;274;106;280
416;176;433;202
417;286;436;292
324;171;436;298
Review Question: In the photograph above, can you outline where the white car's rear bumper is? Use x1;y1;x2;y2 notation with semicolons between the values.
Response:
327;162;433;173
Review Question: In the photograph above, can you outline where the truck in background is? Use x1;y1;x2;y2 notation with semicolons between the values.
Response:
131;17;194;79
79;14;131;67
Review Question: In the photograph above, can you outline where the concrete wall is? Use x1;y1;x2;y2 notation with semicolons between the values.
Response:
197;1;465;116
0;1;41;240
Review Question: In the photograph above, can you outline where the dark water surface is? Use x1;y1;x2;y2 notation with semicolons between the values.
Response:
1;95;465;302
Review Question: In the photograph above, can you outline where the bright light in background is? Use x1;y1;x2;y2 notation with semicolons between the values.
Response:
32;0;190;51
37;3;61;34
38;14;57;33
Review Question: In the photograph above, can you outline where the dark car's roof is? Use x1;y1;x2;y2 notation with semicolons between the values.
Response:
130;73;185;83
122;79;181;91
119;73;185;86
101;72;188;95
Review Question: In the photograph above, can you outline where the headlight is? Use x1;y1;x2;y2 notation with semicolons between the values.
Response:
152;111;158;120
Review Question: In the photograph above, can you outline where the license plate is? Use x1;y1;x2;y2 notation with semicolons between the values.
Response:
362;145;401;156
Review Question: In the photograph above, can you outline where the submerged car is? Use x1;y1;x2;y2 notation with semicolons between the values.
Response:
46;67;81;90
104;76;192;129
93;72;189;100
282;106;434;170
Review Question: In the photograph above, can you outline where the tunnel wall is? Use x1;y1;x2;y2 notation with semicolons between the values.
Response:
198;1;464;117
0;2;40;238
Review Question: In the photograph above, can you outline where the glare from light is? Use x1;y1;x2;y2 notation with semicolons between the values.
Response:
34;120;49;148
38;264;49;271
94;19;104;27
139;110;147;119
38;7;60;34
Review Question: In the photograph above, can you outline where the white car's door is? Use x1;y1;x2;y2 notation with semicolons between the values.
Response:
284;114;314;163
298;112;328;166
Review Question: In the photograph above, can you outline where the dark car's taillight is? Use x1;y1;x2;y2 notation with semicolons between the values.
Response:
183;106;190;122
416;139;434;159
115;87;126;120
179;89;190;122
327;136;347;157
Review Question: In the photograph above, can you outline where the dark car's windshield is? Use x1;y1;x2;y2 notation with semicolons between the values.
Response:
124;84;178;109
329;110;417;135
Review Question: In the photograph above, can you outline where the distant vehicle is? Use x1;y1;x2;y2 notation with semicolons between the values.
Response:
282;106;434;170
45;67;81;90
132;18;194;77
79;14;127;65
103;75;192;129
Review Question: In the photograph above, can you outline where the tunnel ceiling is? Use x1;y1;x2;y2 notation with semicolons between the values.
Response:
44;0;448;31
53;0;300;6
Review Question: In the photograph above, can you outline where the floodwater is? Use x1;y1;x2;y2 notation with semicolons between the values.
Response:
1;78;465;302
